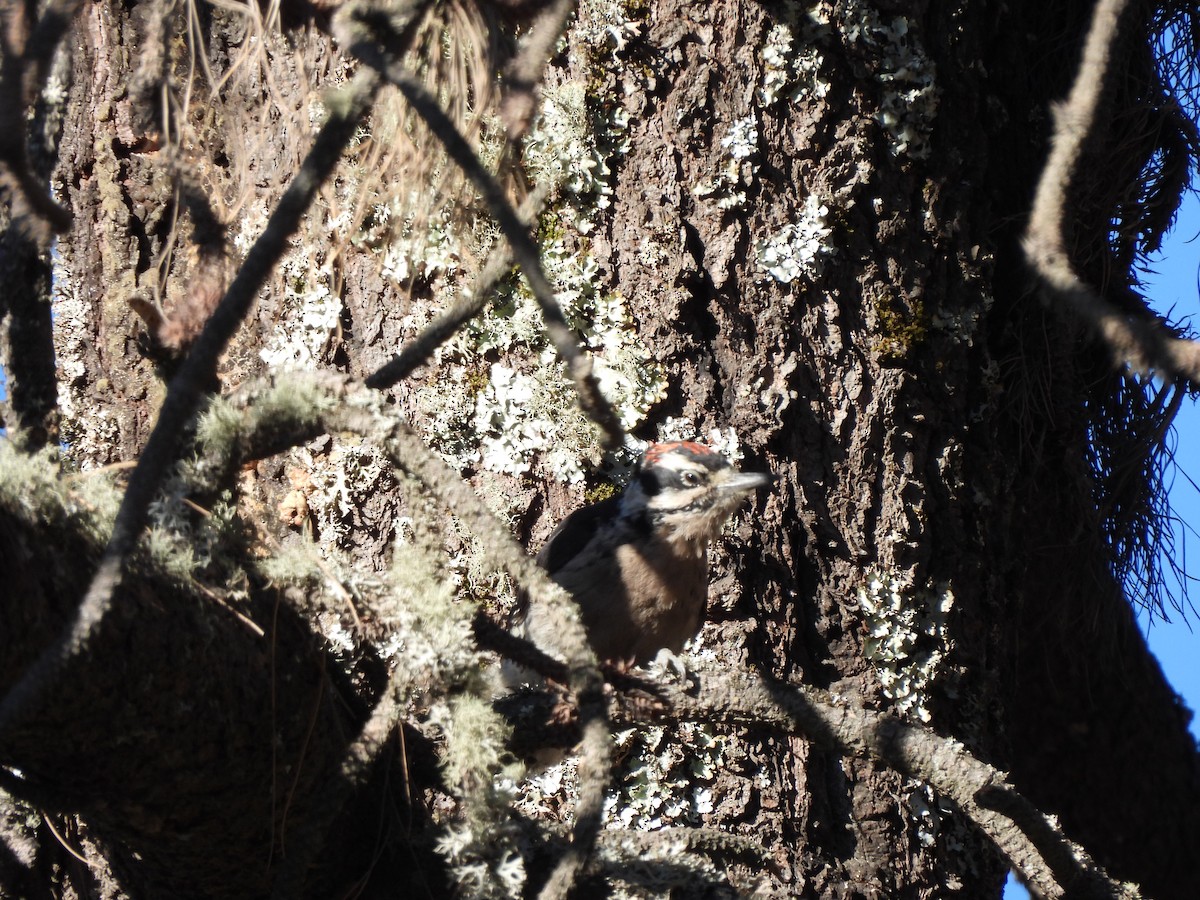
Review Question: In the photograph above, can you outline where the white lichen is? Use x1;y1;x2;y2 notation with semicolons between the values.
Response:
759;19;832;107
602;722;727;831
286;439;394;547
840;2;938;158
361;203;463;284
857;569;954;722
755;193;836;284
258;236;345;374
906;781;941;848
575;0;642;57
694;116;760;211
524;81;616;217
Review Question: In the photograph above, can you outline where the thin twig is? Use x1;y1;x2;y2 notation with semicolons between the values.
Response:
347;18;625;450
365;183;552;390
40;813;94;869
1024;0;1200;384
0;70;383;738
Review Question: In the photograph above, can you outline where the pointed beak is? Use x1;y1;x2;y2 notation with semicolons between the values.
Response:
717;469;775;495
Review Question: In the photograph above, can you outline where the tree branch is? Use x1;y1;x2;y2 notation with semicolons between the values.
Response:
670;673;1140;899
1024;0;1200;384
355;417;613;900
490;658;1141;900
500;0;576;141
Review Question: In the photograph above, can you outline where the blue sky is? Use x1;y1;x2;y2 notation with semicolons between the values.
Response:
1006;191;1200;898
1137;188;1200;739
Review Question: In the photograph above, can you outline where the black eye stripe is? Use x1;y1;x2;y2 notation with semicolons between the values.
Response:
638;469;662;496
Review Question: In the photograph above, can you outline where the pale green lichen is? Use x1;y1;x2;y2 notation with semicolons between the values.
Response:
194;376;333;463
524;81;617;214
0;440;234;588
380;530;525;898
857;569;954;723
358;203;464;284
759;13;832;107
514;661;729;828
604;722;728;830
412;66;663;485
141;520;200;584
386;537;481;684
0;443;119;542
755;193;836;284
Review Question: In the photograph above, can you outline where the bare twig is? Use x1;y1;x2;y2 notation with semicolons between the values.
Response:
0;69;384;738
1024;0;1200;383
365;183;552;389
346;15;625;450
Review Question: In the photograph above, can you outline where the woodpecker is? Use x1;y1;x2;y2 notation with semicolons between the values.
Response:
520;441;773;667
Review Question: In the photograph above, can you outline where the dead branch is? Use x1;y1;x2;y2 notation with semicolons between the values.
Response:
345;9;626;451
1024;0;1200;383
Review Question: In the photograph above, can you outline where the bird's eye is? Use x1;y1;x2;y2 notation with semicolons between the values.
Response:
681;471;702;487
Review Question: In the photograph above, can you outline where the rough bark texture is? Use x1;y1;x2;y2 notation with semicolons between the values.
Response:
2;0;1199;898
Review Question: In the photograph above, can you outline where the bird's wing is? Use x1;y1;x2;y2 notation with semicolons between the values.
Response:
536;495;623;575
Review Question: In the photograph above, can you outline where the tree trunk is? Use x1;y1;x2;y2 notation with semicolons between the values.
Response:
2;0;1199;898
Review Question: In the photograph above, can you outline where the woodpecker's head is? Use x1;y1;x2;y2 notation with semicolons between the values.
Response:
620;441;773;545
